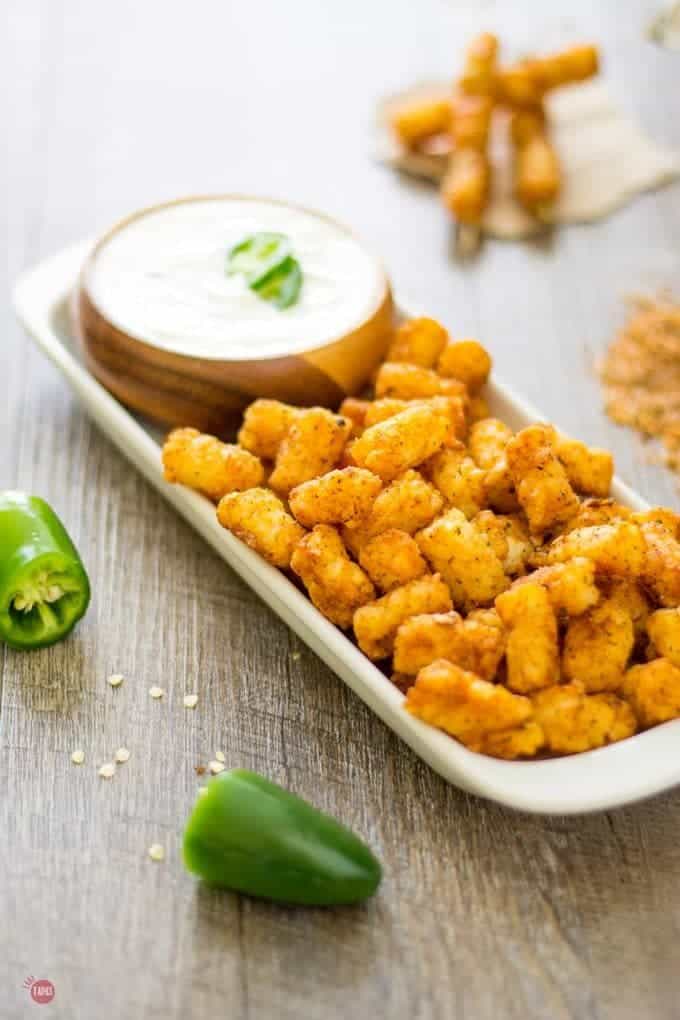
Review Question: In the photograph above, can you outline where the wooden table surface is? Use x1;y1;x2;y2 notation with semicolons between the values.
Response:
3;1;680;1017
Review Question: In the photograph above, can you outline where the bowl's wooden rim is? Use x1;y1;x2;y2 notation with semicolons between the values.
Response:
77;193;392;364
73;195;394;430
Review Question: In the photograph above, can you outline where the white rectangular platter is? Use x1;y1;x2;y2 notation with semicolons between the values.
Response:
14;241;680;815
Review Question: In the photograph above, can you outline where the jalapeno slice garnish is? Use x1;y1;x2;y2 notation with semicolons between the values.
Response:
226;232;303;309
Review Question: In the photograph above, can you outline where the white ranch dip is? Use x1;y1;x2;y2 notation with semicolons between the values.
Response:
88;197;386;360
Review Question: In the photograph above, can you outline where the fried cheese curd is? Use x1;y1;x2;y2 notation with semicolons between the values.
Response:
162;316;680;760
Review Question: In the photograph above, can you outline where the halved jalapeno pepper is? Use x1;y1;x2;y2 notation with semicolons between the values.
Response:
0;492;91;650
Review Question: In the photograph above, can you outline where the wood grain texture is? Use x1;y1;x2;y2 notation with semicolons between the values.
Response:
2;1;680;1018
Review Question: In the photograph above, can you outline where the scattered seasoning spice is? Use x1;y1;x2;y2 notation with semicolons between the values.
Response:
148;843;165;862
600;295;680;471
194;765;207;776
214;750;225;763
183;693;199;709
115;747;130;764
98;762;116;779
71;749;85;765
108;673;124;688
149;686;165;700
209;760;226;775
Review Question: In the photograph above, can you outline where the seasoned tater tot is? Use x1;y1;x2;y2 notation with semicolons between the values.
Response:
556;436;613;498
363;398;410;427
269;408;351;495
436;340;491;393
544;522;646;579
472;510;532;575
452;609;506;680
288;467;382;529
416;508;509;610
237;400;300;461
389;95;453;148
480;722;546;760
483;455;520;513
343;470;444;554
647;609;680;666
468;417;514;469
562;598;634;692
506;424;579;534
511;558;600;616
386;317;449;368
353;574;452;660
163;427;264;502
351;404;450;481
639;522;680;607
393;608;505;679
290;525;375;629
338;398;371;438
365;396;467;446
418;396;469;446
359;529;427;592
425;444;487;518
217;488;305;568
374;362;467;401
393;611;462;675
606;580;651;638
632;507;680;538
467;395;490;425
496;582;559;693
405;660;532;752
532;683;636;754
561;498;630;533
623;658;680;727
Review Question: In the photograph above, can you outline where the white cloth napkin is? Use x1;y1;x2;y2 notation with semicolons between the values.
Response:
377;80;680;240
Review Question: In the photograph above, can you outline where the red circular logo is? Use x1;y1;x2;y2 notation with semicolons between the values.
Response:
30;980;55;1004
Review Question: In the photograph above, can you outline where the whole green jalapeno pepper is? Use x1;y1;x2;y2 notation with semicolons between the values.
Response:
184;769;382;906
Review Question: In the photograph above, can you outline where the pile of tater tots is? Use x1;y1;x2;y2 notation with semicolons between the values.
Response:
162;317;680;760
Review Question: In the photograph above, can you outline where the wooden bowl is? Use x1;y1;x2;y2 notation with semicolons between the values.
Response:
72;196;394;433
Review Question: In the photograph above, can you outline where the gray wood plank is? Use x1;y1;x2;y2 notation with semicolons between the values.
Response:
2;1;680;1018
